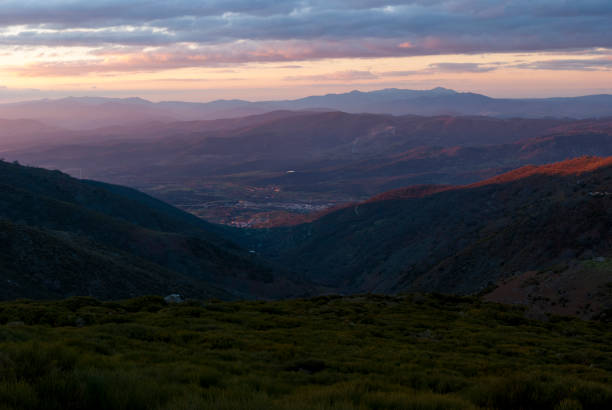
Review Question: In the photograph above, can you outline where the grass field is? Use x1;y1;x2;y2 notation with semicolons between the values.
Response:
0;294;611;409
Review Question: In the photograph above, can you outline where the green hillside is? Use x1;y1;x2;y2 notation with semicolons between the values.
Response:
0;219;225;300
0;294;610;409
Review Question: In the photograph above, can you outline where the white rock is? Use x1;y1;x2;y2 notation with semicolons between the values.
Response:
164;294;185;304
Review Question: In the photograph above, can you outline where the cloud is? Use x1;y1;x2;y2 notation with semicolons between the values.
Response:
379;62;500;77
512;57;612;71
2;1;612;74
285;63;502;83
428;62;498;73
11;40;422;76
284;70;378;82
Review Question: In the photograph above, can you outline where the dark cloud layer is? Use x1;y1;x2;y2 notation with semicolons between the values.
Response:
2;1;612;70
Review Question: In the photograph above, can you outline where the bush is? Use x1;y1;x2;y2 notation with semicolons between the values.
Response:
0;294;611;409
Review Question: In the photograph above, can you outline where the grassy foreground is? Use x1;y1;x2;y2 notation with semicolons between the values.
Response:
0;294;611;410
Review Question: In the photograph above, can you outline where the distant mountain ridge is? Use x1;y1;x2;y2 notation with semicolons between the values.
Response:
1;87;612;128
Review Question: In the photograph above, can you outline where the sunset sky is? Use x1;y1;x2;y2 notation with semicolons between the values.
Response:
1;0;611;102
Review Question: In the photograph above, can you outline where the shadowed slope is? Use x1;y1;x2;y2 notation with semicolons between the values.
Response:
239;156;612;317
0;219;225;300
0;161;309;300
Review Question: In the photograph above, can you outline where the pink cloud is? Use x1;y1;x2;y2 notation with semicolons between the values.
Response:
10;36;612;78
284;70;378;82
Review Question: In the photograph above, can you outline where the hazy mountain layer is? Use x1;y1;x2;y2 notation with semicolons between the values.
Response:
1;88;612;129
5;112;612;226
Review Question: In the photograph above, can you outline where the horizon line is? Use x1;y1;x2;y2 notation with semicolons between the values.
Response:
3;86;612;105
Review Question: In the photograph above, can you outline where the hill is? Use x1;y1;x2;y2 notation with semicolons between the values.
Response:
0;160;308;300
0;218;222;300
237;157;612;318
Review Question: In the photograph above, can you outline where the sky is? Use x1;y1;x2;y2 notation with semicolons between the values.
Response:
1;0;611;102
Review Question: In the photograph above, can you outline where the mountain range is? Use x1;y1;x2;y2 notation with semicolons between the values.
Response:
5;110;612;226
1;88;612;129
1;155;610;318
1;90;611;318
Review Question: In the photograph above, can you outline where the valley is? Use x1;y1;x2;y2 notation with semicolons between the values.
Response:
3;107;612;227
2;1;612;408
1;90;611;321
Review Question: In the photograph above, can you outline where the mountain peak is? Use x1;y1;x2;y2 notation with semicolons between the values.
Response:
430;86;458;94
